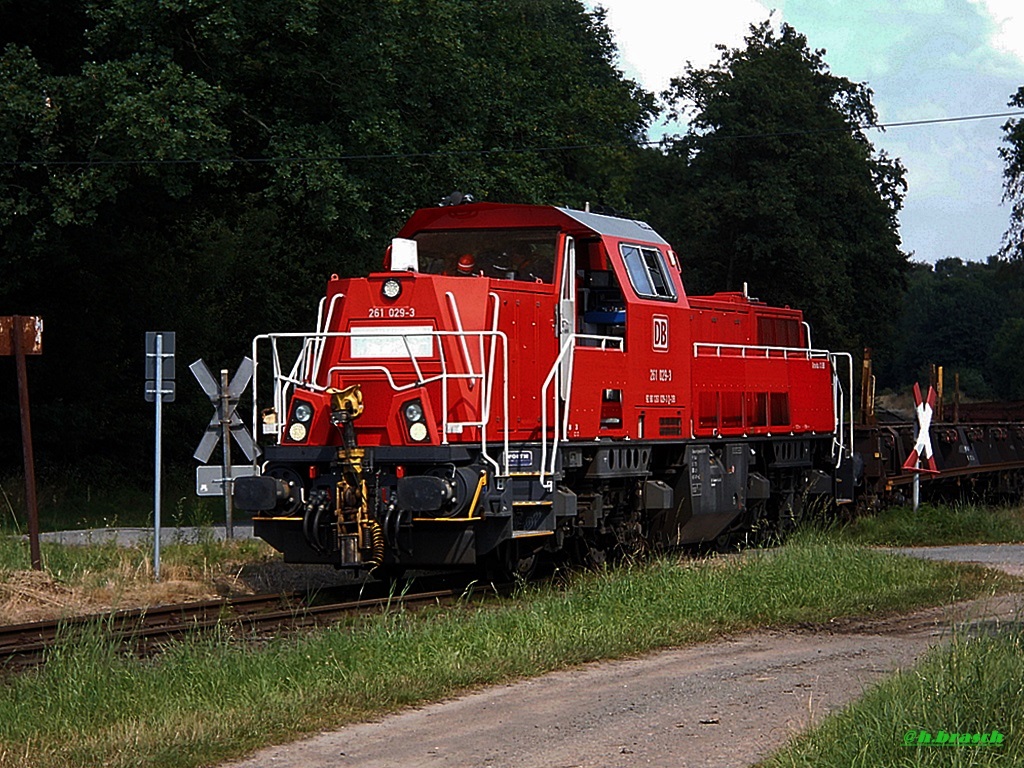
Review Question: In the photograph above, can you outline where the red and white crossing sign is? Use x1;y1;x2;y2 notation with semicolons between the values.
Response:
903;382;939;474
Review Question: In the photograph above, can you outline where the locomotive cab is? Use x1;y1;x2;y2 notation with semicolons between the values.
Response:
233;200;852;572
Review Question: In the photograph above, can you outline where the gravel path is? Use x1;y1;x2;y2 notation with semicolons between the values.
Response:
220;546;1024;768
891;544;1024;577
29;525;256;546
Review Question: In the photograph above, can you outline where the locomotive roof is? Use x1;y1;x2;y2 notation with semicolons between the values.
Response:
554;207;669;246
397;202;669;247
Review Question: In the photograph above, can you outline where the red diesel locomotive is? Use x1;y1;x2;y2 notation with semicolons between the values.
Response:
234;198;854;574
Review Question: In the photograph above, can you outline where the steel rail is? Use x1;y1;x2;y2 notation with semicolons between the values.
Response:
0;583;497;669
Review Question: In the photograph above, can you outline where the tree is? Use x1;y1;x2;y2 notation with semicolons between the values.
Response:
891;258;1002;395
989;318;1024;399
1000;87;1024;260
0;0;655;473
646;20;908;354
885;256;1024;398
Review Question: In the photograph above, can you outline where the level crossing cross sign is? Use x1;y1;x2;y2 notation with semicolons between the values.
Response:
191;357;260;463
902;382;939;474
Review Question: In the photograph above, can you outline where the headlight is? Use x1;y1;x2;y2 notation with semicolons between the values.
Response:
409;422;428;442
294;402;314;423
288;422;308;441
404;401;424;422
382;279;402;299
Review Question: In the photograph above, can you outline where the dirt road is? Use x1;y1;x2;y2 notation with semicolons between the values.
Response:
221;546;1024;768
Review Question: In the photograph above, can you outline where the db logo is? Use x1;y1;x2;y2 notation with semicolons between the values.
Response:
652;315;669;351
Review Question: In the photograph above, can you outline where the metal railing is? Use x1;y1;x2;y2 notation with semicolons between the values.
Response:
250;295;510;477
830;352;854;467
539;333;624;490
693;341;833;360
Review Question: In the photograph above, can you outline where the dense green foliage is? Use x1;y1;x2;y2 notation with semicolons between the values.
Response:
0;0;653;472
643;21;909;354
1000;87;1024;260
889;257;1024;397
5;8;1018;483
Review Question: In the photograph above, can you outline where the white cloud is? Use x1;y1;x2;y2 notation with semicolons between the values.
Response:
968;0;1024;62
592;0;1024;260
592;0;772;93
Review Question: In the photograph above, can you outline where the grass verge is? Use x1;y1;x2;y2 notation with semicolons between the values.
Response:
0;530;270;581
0;531;275;623
839;502;1024;547
762;622;1024;767
0;531;1015;768
0;469;220;531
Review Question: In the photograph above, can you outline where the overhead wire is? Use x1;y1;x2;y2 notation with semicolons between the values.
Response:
675;110;1024;142
0;110;1022;169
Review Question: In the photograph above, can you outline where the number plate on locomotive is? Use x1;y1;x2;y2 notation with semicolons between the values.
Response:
505;450;534;469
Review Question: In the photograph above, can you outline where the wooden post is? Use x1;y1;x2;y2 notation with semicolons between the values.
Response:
1;316;43;570
859;348;874;425
220;369;234;539
953;372;961;425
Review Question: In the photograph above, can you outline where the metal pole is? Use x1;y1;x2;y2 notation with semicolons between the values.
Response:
220;368;234;539
13;319;41;571
154;333;163;581
912;398;922;512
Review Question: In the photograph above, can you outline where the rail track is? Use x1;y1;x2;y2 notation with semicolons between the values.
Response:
0;578;497;669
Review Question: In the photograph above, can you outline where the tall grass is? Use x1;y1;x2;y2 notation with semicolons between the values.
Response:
0;469;221;532
0;532;1011;768
840;503;1024;547
0;534;270;583
0;530;273;621
764;623;1024;767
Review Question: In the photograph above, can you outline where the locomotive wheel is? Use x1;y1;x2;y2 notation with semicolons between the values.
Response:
484;540;542;582
743;500;773;547
374;565;408;591
613;523;648;563
565;533;609;570
768;489;800;540
714;530;738;553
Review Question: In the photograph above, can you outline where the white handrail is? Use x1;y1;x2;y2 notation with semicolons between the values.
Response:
540;336;574;489
540;333;626;489
445;292;479;389
830;351;854;467
251;327;509;478
311;293;345;384
694;340;853;467
484;294;507;477
693;341;832;359
576;333;624;351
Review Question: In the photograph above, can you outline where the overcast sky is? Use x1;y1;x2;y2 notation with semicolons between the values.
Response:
590;0;1024;263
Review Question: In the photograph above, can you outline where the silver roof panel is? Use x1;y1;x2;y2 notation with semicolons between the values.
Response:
556;207;669;246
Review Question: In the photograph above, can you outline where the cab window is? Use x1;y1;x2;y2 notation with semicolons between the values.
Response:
620;244;676;300
412;228;558;282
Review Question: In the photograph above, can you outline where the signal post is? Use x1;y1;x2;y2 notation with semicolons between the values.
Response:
1;316;43;570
